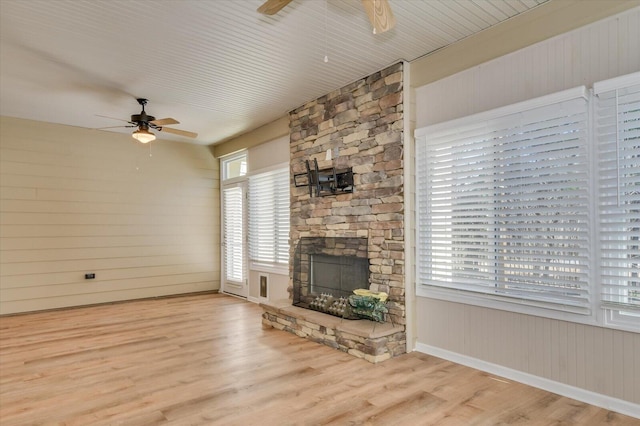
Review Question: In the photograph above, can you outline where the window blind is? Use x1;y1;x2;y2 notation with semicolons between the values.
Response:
594;74;640;312
416;87;591;314
222;186;244;283
249;167;290;267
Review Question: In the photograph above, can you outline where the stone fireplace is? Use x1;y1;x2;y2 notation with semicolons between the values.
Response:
261;62;406;362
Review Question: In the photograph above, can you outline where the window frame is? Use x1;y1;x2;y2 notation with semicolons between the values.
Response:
221;151;247;182
247;162;290;275
415;75;640;333
594;73;640;330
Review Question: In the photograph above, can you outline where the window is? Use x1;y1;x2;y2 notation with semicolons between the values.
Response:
594;74;640;327
222;152;247;181
249;166;290;271
416;73;640;331
417;87;591;315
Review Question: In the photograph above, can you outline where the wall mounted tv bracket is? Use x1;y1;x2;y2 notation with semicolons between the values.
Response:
294;158;353;197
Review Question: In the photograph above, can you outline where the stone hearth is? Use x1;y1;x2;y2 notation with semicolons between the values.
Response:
261;301;405;363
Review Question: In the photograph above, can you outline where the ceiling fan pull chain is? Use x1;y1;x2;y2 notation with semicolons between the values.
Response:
323;0;328;63
372;0;377;34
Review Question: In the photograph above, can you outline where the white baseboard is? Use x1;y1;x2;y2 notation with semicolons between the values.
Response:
415;343;640;420
248;295;272;305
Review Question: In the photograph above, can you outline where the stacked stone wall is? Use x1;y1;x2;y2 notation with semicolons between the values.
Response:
288;62;405;326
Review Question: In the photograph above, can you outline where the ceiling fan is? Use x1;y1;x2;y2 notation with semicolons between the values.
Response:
257;0;396;34
99;98;198;143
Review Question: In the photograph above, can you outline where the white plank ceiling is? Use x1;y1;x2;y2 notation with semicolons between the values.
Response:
0;0;547;146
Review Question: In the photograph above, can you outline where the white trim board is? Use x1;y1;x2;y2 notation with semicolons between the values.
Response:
415;343;640;420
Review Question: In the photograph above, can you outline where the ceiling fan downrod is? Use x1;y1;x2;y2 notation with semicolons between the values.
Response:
132;98;154;124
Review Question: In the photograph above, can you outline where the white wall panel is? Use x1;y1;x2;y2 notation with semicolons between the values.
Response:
416;8;640;128
413;7;640;409
0;117;220;314
417;298;640;406
247;135;289;172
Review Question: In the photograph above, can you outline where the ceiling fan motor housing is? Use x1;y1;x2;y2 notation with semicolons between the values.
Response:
132;98;154;125
130;113;155;125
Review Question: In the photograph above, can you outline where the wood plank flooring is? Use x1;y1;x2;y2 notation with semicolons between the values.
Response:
0;293;637;425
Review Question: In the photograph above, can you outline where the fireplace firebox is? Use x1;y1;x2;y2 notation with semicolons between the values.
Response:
293;237;369;317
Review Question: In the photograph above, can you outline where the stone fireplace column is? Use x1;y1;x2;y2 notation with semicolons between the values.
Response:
288;62;405;327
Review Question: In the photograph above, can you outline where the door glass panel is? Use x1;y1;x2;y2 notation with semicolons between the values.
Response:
222;184;246;296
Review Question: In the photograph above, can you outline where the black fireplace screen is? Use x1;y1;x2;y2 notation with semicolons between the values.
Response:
293;237;369;312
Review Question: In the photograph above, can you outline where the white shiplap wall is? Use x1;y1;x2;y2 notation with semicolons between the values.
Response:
416;7;640;129
0;117;220;314
413;7;640;411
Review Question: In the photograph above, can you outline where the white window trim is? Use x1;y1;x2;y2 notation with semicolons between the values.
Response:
250;262;289;276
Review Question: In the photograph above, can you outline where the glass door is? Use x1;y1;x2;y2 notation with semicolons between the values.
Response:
222;182;247;297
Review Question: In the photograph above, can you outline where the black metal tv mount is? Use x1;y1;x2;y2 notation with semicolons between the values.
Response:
293;159;354;197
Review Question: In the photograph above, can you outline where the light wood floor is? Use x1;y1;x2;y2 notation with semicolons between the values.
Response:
0;294;637;426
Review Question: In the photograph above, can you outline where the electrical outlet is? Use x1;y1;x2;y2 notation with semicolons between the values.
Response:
85;273;96;279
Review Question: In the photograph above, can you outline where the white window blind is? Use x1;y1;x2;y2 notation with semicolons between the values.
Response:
594;74;640;313
249;167;290;267
223;186;245;283
416;87;591;314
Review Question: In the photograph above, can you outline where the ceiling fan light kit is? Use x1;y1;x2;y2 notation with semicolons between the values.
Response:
132;127;156;144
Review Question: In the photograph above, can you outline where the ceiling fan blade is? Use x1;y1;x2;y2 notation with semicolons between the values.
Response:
361;0;396;34
96;125;136;130
257;0;293;15
159;127;198;138
96;114;131;123
151;117;179;126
